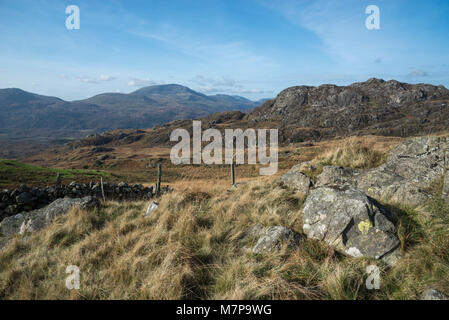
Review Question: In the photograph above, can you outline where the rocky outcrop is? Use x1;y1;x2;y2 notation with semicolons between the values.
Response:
247;78;449;143
0;196;100;238
276;164;312;196
250;225;302;254
316;136;449;207
302;187;400;264
0;182;173;222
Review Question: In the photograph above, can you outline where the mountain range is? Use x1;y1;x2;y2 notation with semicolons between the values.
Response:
2;78;449;160
0;84;264;133
63;78;449;152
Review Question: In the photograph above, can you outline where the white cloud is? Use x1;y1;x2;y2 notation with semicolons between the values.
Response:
97;75;115;81
196;85;267;95
191;75;237;88
189;75;267;95
407;69;428;77
127;78;160;87
77;75;116;84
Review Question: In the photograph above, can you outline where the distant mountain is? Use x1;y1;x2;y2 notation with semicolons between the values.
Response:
62;78;449;151
0;84;262;134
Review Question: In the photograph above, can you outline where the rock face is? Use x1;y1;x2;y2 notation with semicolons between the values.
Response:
302;187;399;261
247;78;449;143
251;226;302;254
421;288;448;300
443;171;449;204
276;164;312;196
0;196;100;237
316;136;449;207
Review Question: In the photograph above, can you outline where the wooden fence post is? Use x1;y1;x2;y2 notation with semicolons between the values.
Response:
231;159;235;186
156;162;162;196
100;177;106;202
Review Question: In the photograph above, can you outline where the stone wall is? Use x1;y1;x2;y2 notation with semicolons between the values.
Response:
0;182;172;221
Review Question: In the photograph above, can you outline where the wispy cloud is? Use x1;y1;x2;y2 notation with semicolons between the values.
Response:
191;75;237;88
407;69;428;78
131;28;275;69
188;74;267;95
77;75;116;84
127;78;161;87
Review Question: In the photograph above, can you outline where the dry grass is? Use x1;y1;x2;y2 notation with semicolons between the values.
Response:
1;175;447;300
312;136;400;170
1;134;447;300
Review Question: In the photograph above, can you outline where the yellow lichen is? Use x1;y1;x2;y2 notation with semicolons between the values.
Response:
358;219;372;234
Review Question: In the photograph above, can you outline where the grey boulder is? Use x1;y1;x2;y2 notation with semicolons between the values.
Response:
252;226;302;254
315;136;449;207
302;187;400;263
421;288;448;300
0;196;100;237
276;164;312;196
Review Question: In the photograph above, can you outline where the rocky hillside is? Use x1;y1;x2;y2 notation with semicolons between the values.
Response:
59;78;449;152
248;78;449;143
277;135;449;267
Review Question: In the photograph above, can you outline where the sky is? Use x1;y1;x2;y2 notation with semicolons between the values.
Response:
0;0;448;101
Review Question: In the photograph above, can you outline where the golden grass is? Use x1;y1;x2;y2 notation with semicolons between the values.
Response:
312;136;400;169
1;134;447;300
1;176;447;300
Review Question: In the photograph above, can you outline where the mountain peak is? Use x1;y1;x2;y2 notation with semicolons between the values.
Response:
0;87;62;104
365;77;385;84
132;84;197;96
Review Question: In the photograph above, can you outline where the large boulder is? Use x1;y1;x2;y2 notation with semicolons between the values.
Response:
0;213;26;238
251;226;302;254
276;164;312;196
315;136;449;207
302;187;400;263
316;166;359;188
0;196;100;237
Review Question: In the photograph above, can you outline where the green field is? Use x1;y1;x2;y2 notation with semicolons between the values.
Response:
0;159;113;188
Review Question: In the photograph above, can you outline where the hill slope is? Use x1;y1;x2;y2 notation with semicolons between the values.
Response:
248;78;449;143
0;85;264;158
0;84;261;133
1;137;448;299
57;78;449;152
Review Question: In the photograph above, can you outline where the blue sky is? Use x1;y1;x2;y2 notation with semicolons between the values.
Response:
0;0;448;100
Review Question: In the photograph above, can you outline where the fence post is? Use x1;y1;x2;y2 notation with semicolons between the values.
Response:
231;159;235;186
100;177;106;202
156;162;162;196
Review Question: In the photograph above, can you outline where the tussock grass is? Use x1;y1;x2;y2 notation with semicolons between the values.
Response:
0;134;447;300
1;177;447;300
314;137;389;169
